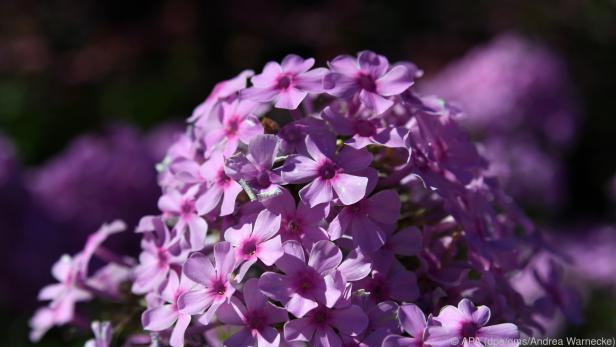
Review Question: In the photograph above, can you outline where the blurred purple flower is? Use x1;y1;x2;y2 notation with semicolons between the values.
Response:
84;321;112;347
421;34;578;209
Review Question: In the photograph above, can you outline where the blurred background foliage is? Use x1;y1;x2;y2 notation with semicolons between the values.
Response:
1;0;615;345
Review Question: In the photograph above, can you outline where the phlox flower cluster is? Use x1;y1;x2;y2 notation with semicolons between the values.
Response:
31;51;578;346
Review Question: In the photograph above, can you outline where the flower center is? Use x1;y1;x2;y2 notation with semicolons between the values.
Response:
367;276;390;301
225;116;240;136
217;169;231;186
240;238;258;257
310;306;331;327
292;269;319;295
318;160;339;180
245;310;267;331
460;321;479;339
357;73;377;92
210;279;227;296
180;200;195;216
354;119;377;137
256;171;271;188
286;218;301;234
157;248;169;268
276;74;293;90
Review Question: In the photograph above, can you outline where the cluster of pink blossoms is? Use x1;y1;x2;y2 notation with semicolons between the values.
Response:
31;51;578;346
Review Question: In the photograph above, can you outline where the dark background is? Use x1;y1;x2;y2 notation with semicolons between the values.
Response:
1;0;615;345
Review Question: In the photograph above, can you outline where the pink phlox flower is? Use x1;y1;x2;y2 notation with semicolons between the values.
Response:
195;152;244;217
158;185;208;250
282;135;375;207
30;254;91;342
203;98;263;158
263;188;329;250
323;51;414;114
426;298;519;347
225;134;284;200
259;240;347;318
224;209;283;281
142;269;197;347
328;185;401;253
178;242;238;325
216;278;289;347
243;54;327;110
132;217;189;294
283;299;369;347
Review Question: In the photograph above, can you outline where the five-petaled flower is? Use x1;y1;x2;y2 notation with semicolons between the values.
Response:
243;54;327;109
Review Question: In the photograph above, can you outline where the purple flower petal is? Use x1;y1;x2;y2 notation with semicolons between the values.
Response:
315;326;343;347
284;316;315;342
331;173;368;205
376;65;413;96
301;178;334;208
183;253;215;285
224;328;255;347
366;189;401;223
308;240;343;275
170;314;191;347
338;250;372;281
178;289;212;315
259;236;284;266
330;304;369;336
276;241;307;273
359;90;394;115
352;216;387;252
256;326;281;347
476;323;519;340
399;304;427;337
275;87;308;110
335;146;373;172
253;210;282;241
281;55;315;74
287;293;319;318
259;272;291;302
295;68;328;92
142;305;177;331
216;297;246;325
282;155;319;183
358;51;389;77
214;241;236;275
